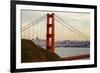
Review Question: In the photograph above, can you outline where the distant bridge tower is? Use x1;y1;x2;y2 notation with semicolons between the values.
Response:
46;13;55;53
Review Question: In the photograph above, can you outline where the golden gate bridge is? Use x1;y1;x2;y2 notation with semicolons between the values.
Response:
21;13;90;60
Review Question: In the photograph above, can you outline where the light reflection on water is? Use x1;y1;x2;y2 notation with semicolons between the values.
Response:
55;47;90;57
38;45;90;58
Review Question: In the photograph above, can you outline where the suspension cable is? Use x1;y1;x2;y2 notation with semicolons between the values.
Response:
55;18;89;40
55;14;89;39
22;15;46;31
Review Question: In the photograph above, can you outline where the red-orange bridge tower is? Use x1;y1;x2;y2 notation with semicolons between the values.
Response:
46;13;55;53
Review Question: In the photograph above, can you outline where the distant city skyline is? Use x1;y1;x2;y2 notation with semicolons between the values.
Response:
21;10;90;41
32;38;90;48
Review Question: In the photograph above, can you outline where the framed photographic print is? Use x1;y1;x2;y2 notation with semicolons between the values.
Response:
10;0;97;72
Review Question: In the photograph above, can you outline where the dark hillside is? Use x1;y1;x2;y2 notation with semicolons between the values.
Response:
21;39;61;63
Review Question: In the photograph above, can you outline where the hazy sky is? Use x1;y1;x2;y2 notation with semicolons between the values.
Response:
21;10;90;41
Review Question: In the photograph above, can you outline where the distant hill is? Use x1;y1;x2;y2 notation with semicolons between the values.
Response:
21;39;61;63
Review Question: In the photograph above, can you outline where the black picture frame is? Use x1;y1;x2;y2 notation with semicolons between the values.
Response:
10;0;97;73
